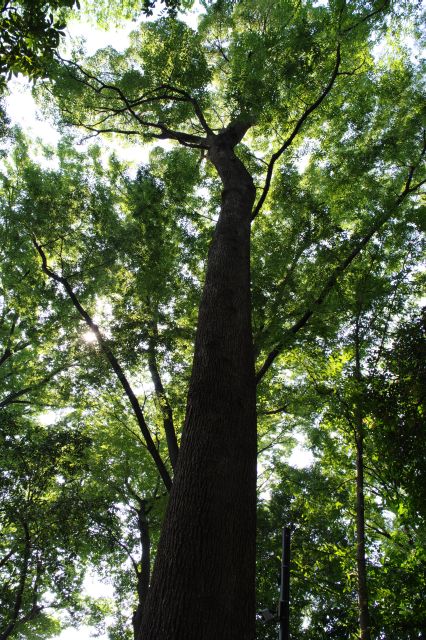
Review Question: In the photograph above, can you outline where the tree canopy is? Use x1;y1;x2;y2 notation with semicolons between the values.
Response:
0;1;425;638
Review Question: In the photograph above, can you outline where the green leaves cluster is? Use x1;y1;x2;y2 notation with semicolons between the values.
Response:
0;1;78;84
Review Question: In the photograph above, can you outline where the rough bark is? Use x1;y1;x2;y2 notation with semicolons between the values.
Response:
139;124;257;640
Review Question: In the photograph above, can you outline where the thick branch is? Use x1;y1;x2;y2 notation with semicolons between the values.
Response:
258;404;289;416
251;45;341;220
69;119;208;149
0;347;12;368
32;239;172;492
212;119;254;148
59;58;209;148
0;545;17;569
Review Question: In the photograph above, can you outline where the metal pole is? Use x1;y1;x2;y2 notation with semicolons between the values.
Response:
279;526;291;640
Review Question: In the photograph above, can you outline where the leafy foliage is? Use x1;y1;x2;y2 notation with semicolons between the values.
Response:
0;1;78;83
0;0;425;637
0;412;91;639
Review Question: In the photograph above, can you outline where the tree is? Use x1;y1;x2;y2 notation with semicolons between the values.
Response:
256;241;425;639
369;310;426;521
1;1;425;638
0;411;93;640
1;134;201;636
256;270;425;639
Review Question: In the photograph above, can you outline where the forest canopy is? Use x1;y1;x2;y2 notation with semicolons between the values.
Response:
0;1;425;639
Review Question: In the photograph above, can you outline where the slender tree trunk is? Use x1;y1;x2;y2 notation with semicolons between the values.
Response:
147;324;179;470
0;522;31;640
355;425;370;640
139;124;257;640
354;325;370;640
132;501;151;640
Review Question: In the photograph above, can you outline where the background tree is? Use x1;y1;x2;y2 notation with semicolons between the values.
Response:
256;242;425;639
0;1;78;85
0;410;93;640
0;133;204;636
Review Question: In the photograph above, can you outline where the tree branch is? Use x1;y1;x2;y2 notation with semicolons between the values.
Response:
0;365;68;409
251;44;342;220
147;317;179;470
58;58;209;148
255;146;426;383
340;1;390;35
0;315;26;368
151;83;213;135
32;238;172;492
258;404;289;416
253;239;310;357
0;522;31;640
0;545;17;569
0;346;12;368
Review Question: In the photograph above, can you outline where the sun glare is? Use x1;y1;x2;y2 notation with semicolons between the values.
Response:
82;330;97;344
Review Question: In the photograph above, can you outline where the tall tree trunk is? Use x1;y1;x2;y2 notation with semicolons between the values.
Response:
354;324;370;640
139;124;257;640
